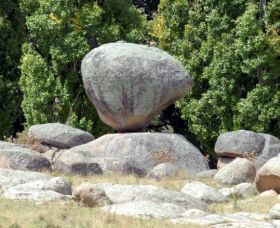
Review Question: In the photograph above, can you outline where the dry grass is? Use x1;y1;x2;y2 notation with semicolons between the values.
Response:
0;172;278;227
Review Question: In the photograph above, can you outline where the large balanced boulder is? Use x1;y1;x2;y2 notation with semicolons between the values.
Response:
0;141;51;171
214;158;256;185
56;133;209;176
81;42;193;132
28;123;94;149
255;156;280;193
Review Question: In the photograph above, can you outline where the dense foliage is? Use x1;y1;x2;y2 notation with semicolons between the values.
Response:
0;0;25;137
0;0;279;160
152;0;280;157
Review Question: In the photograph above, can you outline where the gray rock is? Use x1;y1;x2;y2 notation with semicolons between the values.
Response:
214;158;256;185
258;190;278;198
197;169;218;178
217;157;235;169
0;168;50;189
211;222;273;228
146;162;178;179
73;183;112;207
171;214;226;226
0;141;51;171
215;130;265;158
219;183;257;198
81;42;193;132
93;183;208;211
222;212;271;222
28;123;94;149
272;220;280;228
0;169;72;203
270;204;280;219
52;150;103;175
181;182;227;203
255;134;280;170
181;209;208;217
255;156;280;193
61;133;209;176
103;200;187;219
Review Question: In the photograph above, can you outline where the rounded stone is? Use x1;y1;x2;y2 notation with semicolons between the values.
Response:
81;42;193;132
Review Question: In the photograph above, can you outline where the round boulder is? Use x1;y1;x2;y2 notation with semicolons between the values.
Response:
81;42;193;132
255;156;280;193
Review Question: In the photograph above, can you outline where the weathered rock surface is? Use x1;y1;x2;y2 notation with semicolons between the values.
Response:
215;130;265;158
269;204;280;219
103;200;187;219
181;182;227;203
255;134;280;170
0;169;72;203
255;156;280;193
0;141;51;171
197;169;218;178
211;221;274;228
28;123;94;149
146;162;178;179
59;133;209;176
217;157;235;170
93;183;208;212
219;183;257;198
81;42;193;132
73;183;112;207
52;149;103;175
214;158;256;185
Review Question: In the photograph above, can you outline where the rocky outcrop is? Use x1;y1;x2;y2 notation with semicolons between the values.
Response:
56;133;209;176
255;156;280;193
0;169;72;203
214;158;256;185
146;162;178;179
81;42;193;132
197;169;218;178
28;123;94;149
0;141;51;171
219;183;257;198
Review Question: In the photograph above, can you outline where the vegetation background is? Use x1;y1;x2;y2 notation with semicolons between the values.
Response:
0;0;279;161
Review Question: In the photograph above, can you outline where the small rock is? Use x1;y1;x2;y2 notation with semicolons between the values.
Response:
269;204;280;219
211;221;273;228
219;183;257;198
258;190;278;198
181;182;227;203
73;183;112;207
28;123;94;149
255;156;280;193
197;169;218;178
214;158;256;185
171;214;226;226
180;209;208;218
146;162;178;179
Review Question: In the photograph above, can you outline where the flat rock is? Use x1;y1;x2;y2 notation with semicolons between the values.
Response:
146;162;178;179
81;42;193;132
60;133;209;176
219;183;257;198
102;200;187;219
181;182;227;203
0;168;50;189
0;141;51;171
172;214;226;226
214;158;256;185
211;221;273;228
28;123;94;149
197;169;218;178
255;156;280;193
269;203;280;219
0;169;72;203
93;183;208;211
215;130;265;158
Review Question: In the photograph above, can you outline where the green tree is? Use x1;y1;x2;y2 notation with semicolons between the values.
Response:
19;0;148;136
0;0;25;138
152;0;280;158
